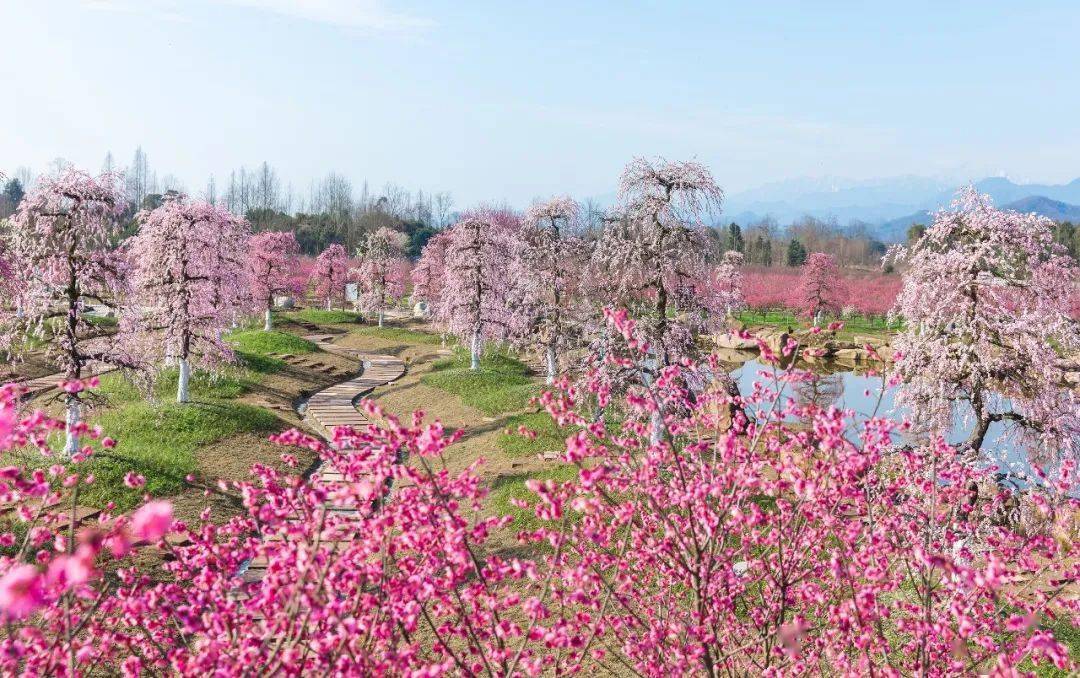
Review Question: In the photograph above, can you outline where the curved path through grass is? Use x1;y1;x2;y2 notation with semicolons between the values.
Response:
241;332;405;583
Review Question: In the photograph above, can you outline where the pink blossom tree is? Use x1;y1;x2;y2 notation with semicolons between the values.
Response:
247;231;300;331
518;197;589;384
589;157;724;365
411;230;450;319
797;251;842;325
353;227;408;327
708;249;746;318
309;243;349;310
889;188;1080;462
0;168;133;454
441;209;520;369
127;196;251;402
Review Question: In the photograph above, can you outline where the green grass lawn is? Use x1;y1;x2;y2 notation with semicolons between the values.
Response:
282;308;364;325
487;464;579;532
17;369;279;512
734;309;901;341
227;329;317;356
85;398;276;510
12;329;330;511
420;349;539;415
497;411;579;458
349;324;447;345
226;329;318;373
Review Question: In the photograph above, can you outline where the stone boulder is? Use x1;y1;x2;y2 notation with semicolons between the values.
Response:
713;332;757;350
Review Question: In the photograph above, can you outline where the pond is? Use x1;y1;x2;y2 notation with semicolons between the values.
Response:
728;358;1066;491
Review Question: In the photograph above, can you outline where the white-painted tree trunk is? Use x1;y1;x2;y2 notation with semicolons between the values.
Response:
545;345;557;385
378;309;384;328
813;310;823;328
642;350;663;445
326;298;332;310
177;357;191;403
63;398;81;457
470;331;481;370
650;409;664;446
264;308;273;331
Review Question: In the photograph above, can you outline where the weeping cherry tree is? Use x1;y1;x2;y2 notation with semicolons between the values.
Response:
1;168;133;455
354;227;408;327
247;231;300;331
440;209;519;370
128;196;251;402
518;197;589;384
310;243;350;310
889;187;1080;464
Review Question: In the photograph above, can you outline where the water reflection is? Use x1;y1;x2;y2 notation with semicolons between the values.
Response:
791;371;844;413
727;358;1055;490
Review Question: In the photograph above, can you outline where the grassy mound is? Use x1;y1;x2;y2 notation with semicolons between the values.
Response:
350;325;446;345
227;330;318;373
20;371;279;511
487;465;579;531
84;400;277;510
420;349;538;415
285;309;363;325
228;330;317;356
497;411;578;458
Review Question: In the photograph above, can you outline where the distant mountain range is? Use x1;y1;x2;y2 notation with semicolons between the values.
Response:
722;175;1080;242
876;196;1080;242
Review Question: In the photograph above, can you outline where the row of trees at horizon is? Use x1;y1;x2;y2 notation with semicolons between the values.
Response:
17;147;1062;270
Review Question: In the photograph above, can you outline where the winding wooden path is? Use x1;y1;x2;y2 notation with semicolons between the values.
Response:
301;335;405;436
240;334;405;583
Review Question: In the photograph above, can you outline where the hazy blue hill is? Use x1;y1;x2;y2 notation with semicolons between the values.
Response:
587;175;1080;241
1003;196;1080;221
971;177;1080;206
876;196;1080;243
878;210;933;242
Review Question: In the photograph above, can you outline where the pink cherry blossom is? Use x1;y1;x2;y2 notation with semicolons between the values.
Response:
437;208;521;368
588;157;724;364
1;167;135;455
797;251;843;323
129;500;173;542
127;195;251;401
888;187;1080;462
0;565;43;620
516;197;590;383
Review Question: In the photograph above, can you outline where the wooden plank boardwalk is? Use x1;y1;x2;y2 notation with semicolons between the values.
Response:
241;334;405;584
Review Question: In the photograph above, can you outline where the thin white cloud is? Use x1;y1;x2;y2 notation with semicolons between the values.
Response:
216;0;432;32
81;0;432;32
80;0;191;23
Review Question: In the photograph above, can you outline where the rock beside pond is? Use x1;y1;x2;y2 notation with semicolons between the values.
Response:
713;348;756;365
853;334;890;348
713;332;757;350
833;347;885;366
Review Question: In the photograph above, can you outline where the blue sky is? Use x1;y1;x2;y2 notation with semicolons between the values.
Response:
2;1;1079;206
